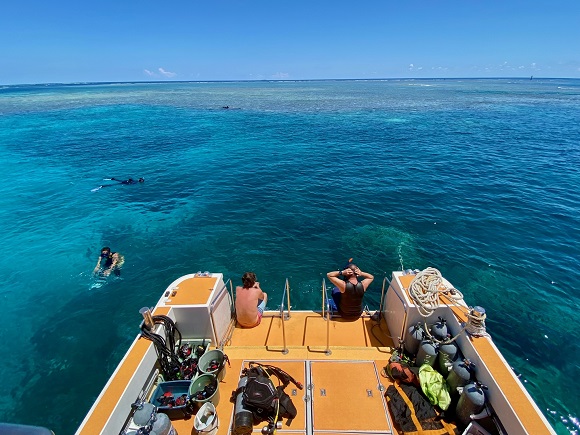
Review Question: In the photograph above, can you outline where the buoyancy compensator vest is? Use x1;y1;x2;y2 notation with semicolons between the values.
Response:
242;365;279;420
232;362;303;434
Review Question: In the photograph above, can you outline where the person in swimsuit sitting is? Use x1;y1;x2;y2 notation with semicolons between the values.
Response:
235;272;268;328
327;262;374;320
93;246;124;277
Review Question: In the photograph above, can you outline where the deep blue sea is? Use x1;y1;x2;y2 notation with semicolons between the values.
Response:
0;79;578;434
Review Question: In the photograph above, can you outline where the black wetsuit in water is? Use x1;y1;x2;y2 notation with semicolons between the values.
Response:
338;281;365;319
101;252;122;276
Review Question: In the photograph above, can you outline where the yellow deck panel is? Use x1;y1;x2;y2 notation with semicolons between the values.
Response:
311;361;391;432
79;306;171;435
230;312;395;350
169;312;396;435
166;276;217;305
242;360;307;432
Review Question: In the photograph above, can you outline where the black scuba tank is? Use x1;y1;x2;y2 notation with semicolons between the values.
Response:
456;381;487;427
233;376;253;435
415;339;438;367
447;359;475;393
430;316;448;341
437;338;458;374
404;322;424;355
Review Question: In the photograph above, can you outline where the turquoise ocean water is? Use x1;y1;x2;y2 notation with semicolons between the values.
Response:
0;79;578;434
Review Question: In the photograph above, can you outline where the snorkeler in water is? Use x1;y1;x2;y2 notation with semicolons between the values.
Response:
91;177;144;191
109;177;145;184
93;246;124;277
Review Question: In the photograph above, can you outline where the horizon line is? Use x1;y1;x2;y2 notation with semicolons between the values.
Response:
2;76;578;88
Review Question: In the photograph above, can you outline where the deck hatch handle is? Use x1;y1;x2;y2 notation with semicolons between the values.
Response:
320;388;326;396
366;389;373;397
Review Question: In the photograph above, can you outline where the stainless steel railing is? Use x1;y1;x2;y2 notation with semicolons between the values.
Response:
279;278;291;354
322;279;332;356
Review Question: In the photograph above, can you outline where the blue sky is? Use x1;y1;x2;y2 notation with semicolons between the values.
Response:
1;0;579;84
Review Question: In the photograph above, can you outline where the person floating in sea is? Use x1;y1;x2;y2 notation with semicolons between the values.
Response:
327;260;374;320
93;247;124;277
110;177;145;184
235;272;268;328
91;177;144;191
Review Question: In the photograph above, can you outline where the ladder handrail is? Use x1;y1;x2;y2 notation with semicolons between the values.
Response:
322;279;332;355
279;278;291;354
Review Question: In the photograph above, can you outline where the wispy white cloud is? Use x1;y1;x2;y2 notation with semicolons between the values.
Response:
158;68;177;78
272;72;289;79
408;64;425;72
144;67;177;79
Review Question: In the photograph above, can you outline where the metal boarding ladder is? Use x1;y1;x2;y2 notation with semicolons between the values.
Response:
321;279;332;356
217;277;293;351
279;278;291;354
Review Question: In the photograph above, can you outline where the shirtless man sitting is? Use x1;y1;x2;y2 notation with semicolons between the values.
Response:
235;272;268;328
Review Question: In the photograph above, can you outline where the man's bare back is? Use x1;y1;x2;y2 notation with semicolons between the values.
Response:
235;279;268;328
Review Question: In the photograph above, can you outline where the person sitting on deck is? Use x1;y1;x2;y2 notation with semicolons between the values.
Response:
327;262;374;320
93;246;124;277
235;272;268;328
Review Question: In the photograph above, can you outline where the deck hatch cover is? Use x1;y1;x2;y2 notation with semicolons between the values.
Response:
309;361;392;432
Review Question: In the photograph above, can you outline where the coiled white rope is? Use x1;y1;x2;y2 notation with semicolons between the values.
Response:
408;267;464;317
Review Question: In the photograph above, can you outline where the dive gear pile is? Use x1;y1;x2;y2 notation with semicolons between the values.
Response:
137;314;229;422
232;362;303;435
385;313;493;432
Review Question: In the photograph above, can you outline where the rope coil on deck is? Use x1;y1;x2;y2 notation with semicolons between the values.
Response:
408;267;464;317
465;307;489;337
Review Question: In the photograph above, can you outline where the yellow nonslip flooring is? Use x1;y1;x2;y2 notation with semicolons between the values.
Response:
171;311;396;435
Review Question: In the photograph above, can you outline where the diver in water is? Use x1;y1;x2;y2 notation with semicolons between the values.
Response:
110;177;145;184
93;247;124;277
91;177;144;191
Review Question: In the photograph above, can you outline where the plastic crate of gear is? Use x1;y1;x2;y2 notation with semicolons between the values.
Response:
150;380;192;419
